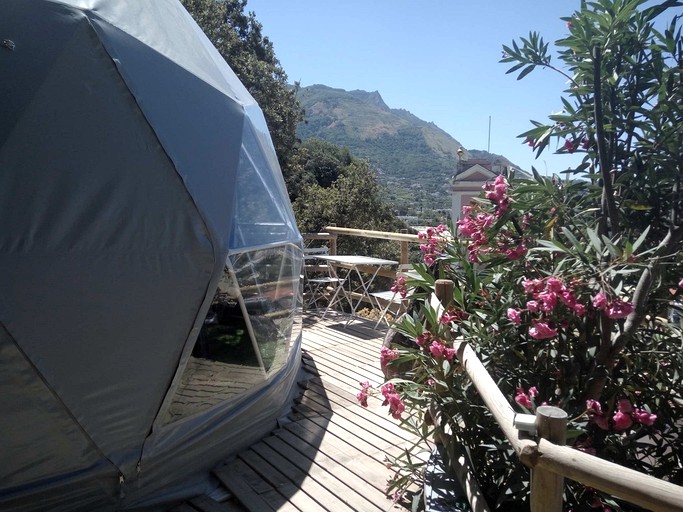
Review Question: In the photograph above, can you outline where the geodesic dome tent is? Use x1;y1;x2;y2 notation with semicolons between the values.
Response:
0;1;303;510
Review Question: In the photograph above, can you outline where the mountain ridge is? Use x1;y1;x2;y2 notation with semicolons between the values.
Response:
296;84;516;212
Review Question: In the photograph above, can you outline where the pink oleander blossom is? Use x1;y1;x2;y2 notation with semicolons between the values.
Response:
592;292;608;310
632;409;657;426
613;411;633;431
390;275;408;299
381;383;405;420
429;340;456;364
606;299;634;319
573;303;586;316
586;399;603;415
440;306;466;324
507;308;522;325
526;300;539;312
538;290;558;312
546;276;564;293
356;381;373;407
585;400;609;430
529;321;558;340
522;278;544;295
514;386;534;409
380;346;399;372
416;331;433;347
617;398;633;414
503;242;527;260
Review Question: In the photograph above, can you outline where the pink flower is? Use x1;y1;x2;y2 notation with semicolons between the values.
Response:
522;278;544;295
538;290;558;312
390;275;408;299
381;383;405;419
617;398;633;414
586;400;609;430
416;332;432;347
546;276;564;293
529;321;558;340
606;299;634;319
564;138;576;153
592;292;608;309
507;308;522;325
572;303;586;316
429;340;455;363
356;381;373;407
528;386;539;398
440;306;466;325
632;409;657;426
560;290;577;307
503;243;528;260
380;346;399;372
586;399;603;415
613;411;633;431
515;387;533;409
526;300;539;312
381;382;395;396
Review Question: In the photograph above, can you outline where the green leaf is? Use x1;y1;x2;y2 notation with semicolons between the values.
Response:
517;64;537;80
586;227;603;253
631;226;651;252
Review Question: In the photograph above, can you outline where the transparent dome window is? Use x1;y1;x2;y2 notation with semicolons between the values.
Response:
163;243;302;424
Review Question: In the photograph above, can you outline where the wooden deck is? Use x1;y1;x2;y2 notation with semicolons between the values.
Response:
171;312;421;512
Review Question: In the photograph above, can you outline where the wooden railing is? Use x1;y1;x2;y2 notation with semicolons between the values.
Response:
303;225;420;265
303;226;683;512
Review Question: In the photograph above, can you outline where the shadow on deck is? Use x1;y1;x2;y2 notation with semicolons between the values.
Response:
170;312;419;512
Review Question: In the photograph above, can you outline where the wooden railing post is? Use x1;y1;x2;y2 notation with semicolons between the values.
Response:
399;229;409;265
531;406;567;512
435;279;454;308
328;224;338;255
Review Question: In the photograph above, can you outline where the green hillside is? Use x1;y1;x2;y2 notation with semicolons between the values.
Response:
296;84;515;213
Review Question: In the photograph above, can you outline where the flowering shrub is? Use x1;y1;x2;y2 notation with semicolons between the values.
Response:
359;2;683;510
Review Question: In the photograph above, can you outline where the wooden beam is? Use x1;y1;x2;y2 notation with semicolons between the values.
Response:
324;226;419;243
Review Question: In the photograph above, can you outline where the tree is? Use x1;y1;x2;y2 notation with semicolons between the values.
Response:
501;0;683;400
292;142;408;258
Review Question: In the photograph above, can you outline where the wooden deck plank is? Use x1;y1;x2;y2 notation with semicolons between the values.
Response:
249;441;368;511
269;428;390;503
302;346;385;387
213;459;283;512
295;387;413;447
185;315;424;512
238;450;322;511
296;375;413;439
290;403;413;463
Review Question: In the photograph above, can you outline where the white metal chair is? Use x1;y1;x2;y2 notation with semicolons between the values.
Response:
370;264;416;328
302;247;342;310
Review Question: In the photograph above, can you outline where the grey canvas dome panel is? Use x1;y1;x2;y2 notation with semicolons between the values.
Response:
0;1;303;510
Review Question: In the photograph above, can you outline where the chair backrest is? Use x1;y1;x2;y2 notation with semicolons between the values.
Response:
303;247;330;261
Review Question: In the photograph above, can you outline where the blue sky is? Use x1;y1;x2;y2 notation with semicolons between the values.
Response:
245;0;590;174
